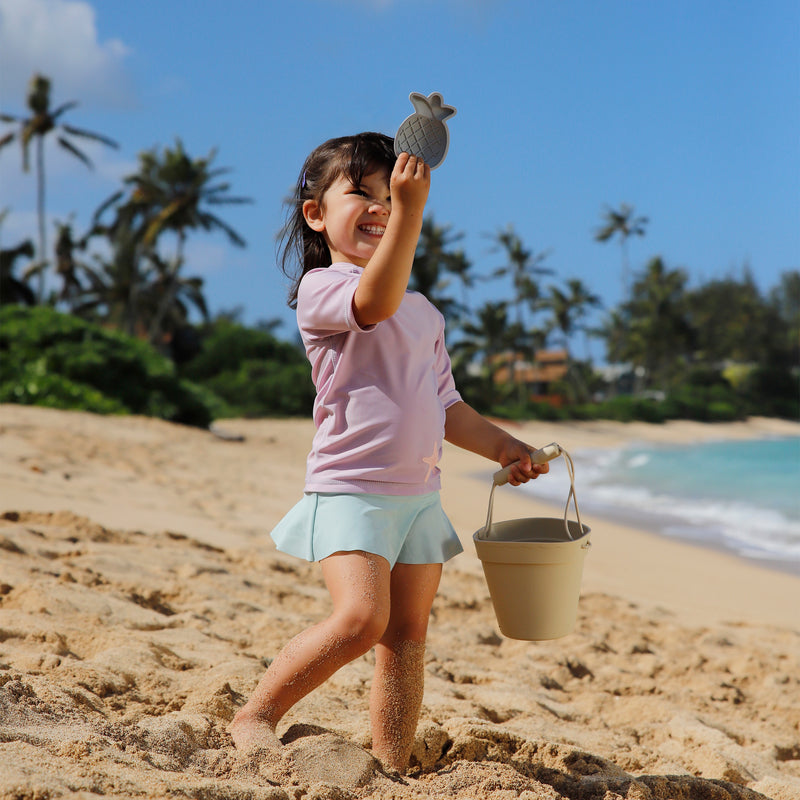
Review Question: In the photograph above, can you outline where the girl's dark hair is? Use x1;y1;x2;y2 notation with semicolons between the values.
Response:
278;131;396;308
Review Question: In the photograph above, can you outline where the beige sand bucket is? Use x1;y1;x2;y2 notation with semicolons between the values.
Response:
473;444;590;641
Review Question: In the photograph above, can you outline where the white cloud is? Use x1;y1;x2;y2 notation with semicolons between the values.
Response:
0;0;134;109
0;0;137;240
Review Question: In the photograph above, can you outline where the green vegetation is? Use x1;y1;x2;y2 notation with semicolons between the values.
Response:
0;306;213;425
0;307;315;425
177;318;315;418
1;73;797;427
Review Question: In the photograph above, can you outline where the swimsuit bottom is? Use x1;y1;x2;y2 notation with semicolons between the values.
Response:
269;491;463;568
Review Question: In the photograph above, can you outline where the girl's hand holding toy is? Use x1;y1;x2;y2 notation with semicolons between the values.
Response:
390;151;430;215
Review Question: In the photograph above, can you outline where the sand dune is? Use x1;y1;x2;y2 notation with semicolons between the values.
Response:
1;405;798;799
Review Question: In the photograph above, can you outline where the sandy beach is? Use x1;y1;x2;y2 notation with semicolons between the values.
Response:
1;404;798;800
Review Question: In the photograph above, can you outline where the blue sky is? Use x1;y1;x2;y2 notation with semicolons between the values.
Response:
1;0;798;351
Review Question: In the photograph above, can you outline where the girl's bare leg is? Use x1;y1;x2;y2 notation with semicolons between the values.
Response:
229;551;391;750
369;562;442;772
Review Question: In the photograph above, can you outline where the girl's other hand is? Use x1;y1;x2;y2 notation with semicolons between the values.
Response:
390;152;430;215
498;438;550;486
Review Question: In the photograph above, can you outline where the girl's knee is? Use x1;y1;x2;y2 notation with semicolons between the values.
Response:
382;605;432;645
380;621;429;648
332;606;389;649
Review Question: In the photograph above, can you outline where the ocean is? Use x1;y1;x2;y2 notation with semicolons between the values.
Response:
523;436;800;574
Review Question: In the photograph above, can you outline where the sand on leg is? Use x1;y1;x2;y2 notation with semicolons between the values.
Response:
369;562;442;772
229;551;392;750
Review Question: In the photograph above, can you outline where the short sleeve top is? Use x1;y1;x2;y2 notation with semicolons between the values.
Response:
296;263;462;495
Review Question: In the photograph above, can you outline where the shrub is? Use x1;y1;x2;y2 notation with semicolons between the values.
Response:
0;360;127;414
741;364;800;419
589;396;667;423
662;383;746;422
0;306;214;427
202;360;316;418
178;320;315;417
179;320;307;381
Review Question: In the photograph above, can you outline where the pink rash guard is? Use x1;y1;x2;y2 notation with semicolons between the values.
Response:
296;262;463;495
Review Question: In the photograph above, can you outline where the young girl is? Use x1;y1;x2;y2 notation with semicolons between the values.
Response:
229;131;548;772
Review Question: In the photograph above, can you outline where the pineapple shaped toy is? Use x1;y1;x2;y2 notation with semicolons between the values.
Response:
394;92;457;169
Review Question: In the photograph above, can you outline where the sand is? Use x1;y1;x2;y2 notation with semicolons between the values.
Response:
1;404;798;800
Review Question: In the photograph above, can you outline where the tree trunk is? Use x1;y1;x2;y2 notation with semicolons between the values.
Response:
36;137;47;303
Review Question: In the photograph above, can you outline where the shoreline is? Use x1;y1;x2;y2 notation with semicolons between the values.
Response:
474;463;800;579
440;415;800;630
533;484;800;577
518;448;800;578
515;417;800;576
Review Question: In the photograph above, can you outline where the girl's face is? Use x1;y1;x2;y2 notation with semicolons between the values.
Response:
303;167;391;267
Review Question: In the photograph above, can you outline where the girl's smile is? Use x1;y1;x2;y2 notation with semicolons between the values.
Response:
358;223;386;237
303;168;391;267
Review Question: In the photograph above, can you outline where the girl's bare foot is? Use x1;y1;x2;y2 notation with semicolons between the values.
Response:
228;710;282;752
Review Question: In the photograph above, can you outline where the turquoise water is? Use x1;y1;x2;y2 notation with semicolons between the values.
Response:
527;437;800;572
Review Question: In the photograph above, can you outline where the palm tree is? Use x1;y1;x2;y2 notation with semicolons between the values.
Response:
77;202;209;341
96;139;251;343
605;256;692;390
0;210;36;306
107;138;252;252
487;224;552;329
547;279;602;402
411;216;472;326
72;215;157;336
52;219;90;308
143;252;209;342
594;203;648;294
0;73;119;301
452;300;519;410
769;270;800;364
547;278;602;360
484;225;552;403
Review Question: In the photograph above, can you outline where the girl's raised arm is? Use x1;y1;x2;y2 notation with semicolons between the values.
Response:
353;153;430;326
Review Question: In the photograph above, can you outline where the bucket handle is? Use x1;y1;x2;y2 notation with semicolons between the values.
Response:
478;443;585;543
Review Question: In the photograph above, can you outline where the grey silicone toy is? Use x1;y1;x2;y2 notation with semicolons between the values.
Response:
394;92;457;169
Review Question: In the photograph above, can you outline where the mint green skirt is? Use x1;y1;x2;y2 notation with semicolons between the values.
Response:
270;491;463;568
